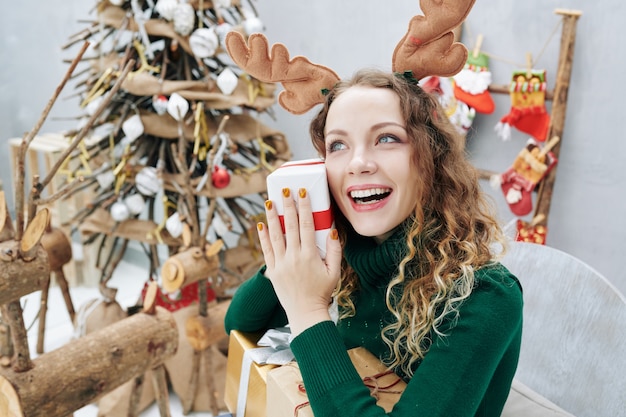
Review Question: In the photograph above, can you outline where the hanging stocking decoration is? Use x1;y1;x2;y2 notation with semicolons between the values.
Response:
421;76;476;136
453;51;495;114
493;136;559;216
495;69;550;141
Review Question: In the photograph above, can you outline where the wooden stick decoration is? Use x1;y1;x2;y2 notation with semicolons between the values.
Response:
37;227;76;354
473;34;484;58
29;58;136;224
538;135;560;159
533;10;582;227
142;281;173;417
14;41;89;239
525;52;533;78
1;208;51;372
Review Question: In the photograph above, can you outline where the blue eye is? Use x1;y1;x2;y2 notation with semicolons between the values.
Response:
326;140;346;153
378;134;399;144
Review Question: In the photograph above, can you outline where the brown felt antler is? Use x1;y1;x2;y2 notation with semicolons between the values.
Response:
225;31;340;115
393;0;476;79
225;0;475;114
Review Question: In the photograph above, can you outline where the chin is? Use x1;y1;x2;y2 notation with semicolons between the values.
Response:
350;221;396;240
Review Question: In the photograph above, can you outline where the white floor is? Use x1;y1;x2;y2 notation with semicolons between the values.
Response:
19;260;230;417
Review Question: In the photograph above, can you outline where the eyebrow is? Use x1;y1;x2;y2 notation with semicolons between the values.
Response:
326;121;406;137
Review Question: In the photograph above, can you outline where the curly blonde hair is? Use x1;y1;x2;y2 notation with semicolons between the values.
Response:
309;69;506;377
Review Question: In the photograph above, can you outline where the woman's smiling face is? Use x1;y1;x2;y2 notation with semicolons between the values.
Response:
324;86;419;242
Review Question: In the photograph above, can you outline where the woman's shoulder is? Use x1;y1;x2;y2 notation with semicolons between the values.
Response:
461;262;524;330
474;262;523;298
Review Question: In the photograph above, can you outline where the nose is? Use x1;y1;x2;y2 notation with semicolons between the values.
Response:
347;149;377;175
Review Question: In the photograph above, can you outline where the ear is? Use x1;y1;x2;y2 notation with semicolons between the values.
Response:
20;208;50;260
0;191;15;242
205;239;224;258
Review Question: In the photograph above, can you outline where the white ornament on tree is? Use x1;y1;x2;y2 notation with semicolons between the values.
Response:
173;3;195;36
122;114;145;143
166;93;189;121
155;0;178;21
189;28;219;58
135;167;161;196
217;68;238;95
110;201;131;222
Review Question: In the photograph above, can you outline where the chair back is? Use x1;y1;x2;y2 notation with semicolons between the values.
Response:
501;242;626;417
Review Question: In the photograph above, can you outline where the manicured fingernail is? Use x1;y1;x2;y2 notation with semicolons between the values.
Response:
282;187;290;198
299;188;307;198
257;222;264;231
265;200;273;210
330;229;338;240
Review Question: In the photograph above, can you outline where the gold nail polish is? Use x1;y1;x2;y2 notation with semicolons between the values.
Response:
265;200;273;210
330;229;339;240
282;187;290;198
299;188;307;198
257;222;264;231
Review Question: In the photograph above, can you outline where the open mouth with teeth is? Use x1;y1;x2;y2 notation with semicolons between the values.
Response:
350;188;392;204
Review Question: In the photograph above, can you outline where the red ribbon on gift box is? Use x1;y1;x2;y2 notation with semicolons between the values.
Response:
278;208;334;233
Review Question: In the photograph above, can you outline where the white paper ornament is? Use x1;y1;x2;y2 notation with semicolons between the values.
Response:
213;0;232;8
215;22;233;47
110;201;131;222
122;114;144;143
217;68;238;95
155;0;178;21
173;3;195;36
124;194;145;215
85;96;103;116
189;28;219;58
211;214;229;237
135;166;161;196
166;93;189;121
165;212;183;238
243;16;264;35
96;170;115;190
153;95;168;115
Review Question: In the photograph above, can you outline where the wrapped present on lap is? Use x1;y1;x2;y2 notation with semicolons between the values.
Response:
266;158;334;258
224;329;294;417
266;347;407;417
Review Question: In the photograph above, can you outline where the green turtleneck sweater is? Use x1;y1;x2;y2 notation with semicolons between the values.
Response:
224;229;523;417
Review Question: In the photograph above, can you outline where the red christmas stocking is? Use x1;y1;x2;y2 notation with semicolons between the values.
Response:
495;70;550;141
453;52;495;114
496;137;558;216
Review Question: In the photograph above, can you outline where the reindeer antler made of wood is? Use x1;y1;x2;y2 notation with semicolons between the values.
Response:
226;0;475;115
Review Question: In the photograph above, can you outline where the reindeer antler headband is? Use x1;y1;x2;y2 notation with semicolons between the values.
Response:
226;0;476;115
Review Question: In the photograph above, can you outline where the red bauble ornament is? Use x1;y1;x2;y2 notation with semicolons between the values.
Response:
211;166;230;188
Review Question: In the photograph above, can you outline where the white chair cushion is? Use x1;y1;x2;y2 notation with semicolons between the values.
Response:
502;379;576;417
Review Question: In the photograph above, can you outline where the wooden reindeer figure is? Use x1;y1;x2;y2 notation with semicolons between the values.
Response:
0;42;178;417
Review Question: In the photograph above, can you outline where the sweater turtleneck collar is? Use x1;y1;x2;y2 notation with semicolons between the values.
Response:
343;223;410;288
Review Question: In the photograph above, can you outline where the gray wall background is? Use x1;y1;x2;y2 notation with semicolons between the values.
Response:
1;0;624;295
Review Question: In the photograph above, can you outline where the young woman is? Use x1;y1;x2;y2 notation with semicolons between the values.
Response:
224;69;523;417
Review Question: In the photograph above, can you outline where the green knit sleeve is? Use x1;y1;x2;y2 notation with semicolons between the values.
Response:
224;266;288;334
290;265;523;417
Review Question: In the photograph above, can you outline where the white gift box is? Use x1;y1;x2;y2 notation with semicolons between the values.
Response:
266;158;334;258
